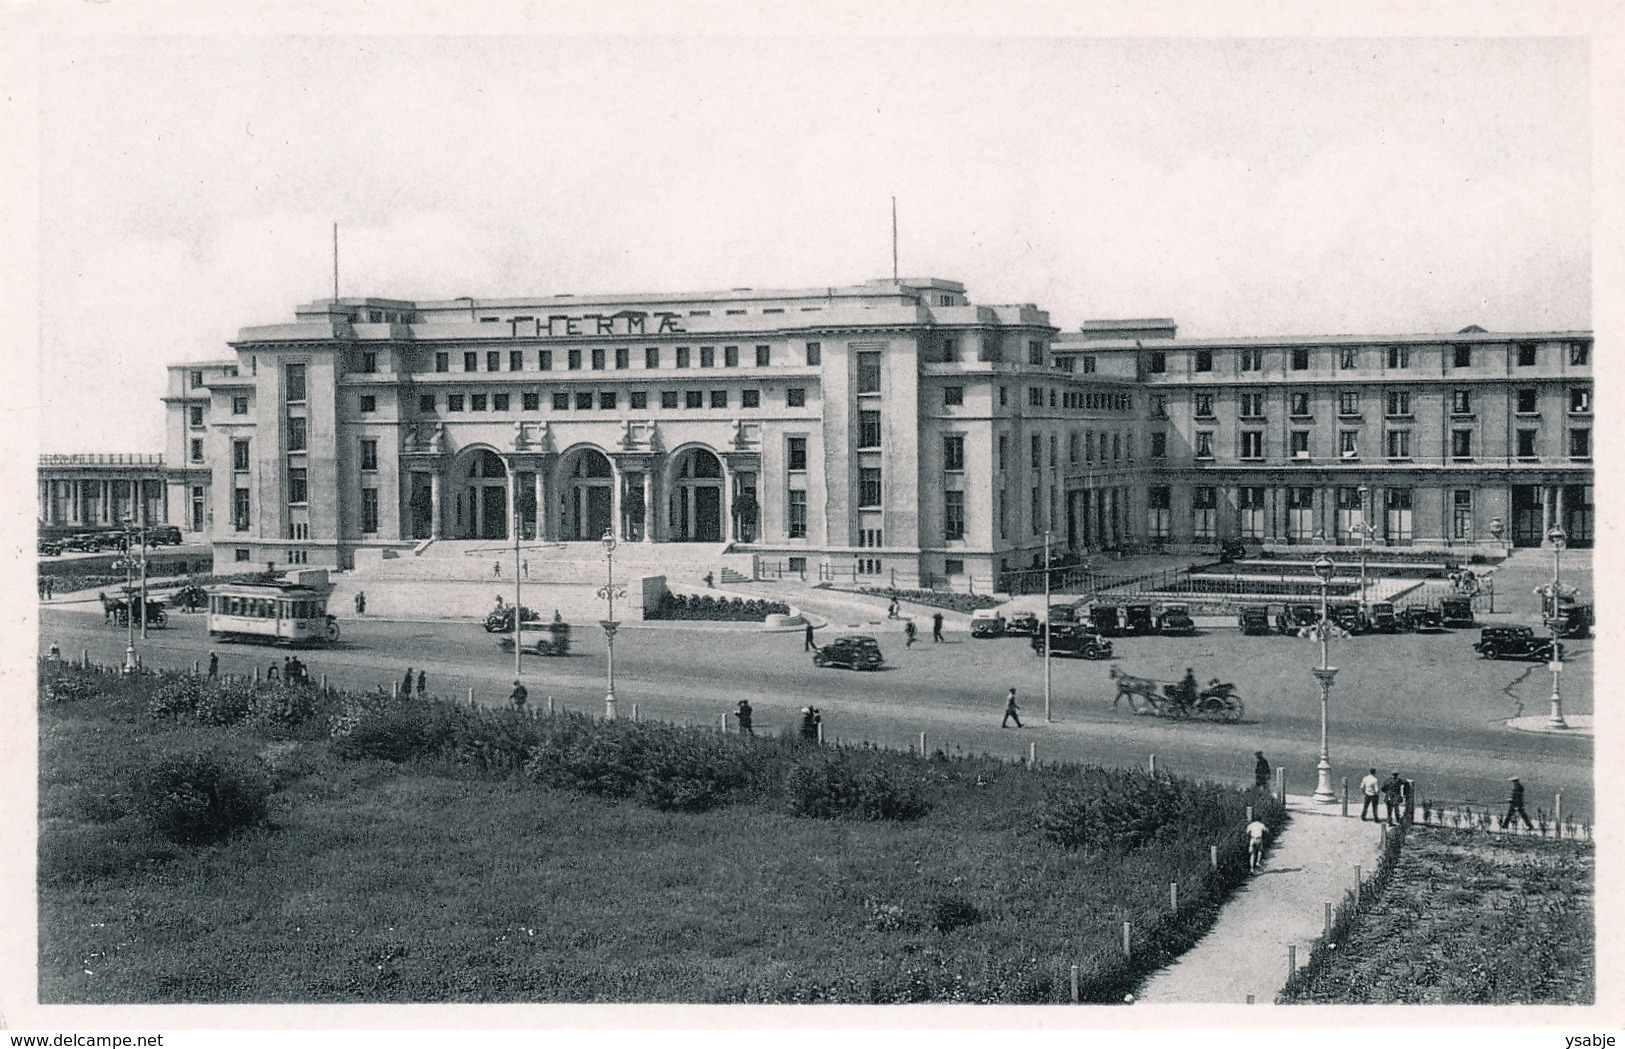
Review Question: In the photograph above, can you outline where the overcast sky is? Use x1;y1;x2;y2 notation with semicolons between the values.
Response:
21;23;1591;453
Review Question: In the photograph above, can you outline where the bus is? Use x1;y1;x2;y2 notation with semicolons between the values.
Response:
206;574;339;646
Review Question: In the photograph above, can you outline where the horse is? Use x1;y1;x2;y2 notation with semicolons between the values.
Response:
1109;666;1166;714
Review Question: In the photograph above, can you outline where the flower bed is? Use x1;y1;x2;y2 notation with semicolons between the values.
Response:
644;592;790;621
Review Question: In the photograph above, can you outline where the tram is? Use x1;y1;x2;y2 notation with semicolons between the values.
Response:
206;574;340;646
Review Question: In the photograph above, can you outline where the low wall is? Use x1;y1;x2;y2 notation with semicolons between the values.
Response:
327;575;662;624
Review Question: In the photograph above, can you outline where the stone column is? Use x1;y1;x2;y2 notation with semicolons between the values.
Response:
1554;485;1567;535
430;471;443;539
720;458;735;542
1542;486;1555;538
610;460;624;542
533;469;546;542
641;472;653;542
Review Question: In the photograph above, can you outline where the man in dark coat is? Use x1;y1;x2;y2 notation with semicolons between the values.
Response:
735;699;754;736
932;611;945;643
804;621;817;652
1382;771;1405;825
1254;751;1271;790
1502;776;1533;830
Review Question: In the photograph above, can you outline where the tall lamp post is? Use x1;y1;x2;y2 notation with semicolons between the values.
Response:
1311;554;1338;803
121;526;138;673
1546;525;1568;729
512;501;523;677
598;529;625;720
1043;530;1053;723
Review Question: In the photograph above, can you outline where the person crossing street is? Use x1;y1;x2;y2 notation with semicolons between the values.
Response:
1002;688;1023;728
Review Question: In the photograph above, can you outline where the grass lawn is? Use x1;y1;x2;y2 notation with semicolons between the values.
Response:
1281;826;1593;1004
40;665;1279;1004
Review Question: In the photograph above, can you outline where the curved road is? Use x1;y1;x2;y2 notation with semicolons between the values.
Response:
39;603;1594;818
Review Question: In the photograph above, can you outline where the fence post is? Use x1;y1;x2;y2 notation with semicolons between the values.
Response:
1169;882;1178;912
919;731;927;756
548;695;554;715
391;680;397;698
1324;901;1332;938
81;648;88;667
193;659;199;675
467;686;474;705
1070;964;1079;1003
321;673;327;693
816;723;824;744
1029;742;1037;766
1288;944;1297;977
1342;777;1349;817
1555;793;1563;838
1122;921;1132;958
1148;753;1156;775
255;667;261;682
1246;805;1253;824
1353;865;1362;912
1246;994;1255;1005
1210;844;1219;871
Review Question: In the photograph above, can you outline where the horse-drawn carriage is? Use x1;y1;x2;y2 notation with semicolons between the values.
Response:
100;592;167;629
1109;666;1245;722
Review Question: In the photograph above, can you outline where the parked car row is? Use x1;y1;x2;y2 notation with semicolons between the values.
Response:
972;601;1197;641
39;526;183;556
1246;597;1477;636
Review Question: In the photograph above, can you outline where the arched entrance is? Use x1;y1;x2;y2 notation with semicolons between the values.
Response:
453;448;509;540
560;448;614;540
668;447;724;542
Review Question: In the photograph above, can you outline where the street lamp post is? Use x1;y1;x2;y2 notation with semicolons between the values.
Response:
1311;554;1338;803
1043;531;1053;723
122;528;137;673
513;503;523;677
1546;525;1568;729
598;529;626;720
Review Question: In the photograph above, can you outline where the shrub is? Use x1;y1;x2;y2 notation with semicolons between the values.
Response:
783;751;928;822
135;749;274;845
1039;768;1228;852
930;894;982;933
41;666;105;705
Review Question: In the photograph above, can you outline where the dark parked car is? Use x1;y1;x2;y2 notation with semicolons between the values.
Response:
1328;602;1366;635
1087;604;1121;636
1398;606;1444;633
1123;604;1157;636
1005;611;1041;637
1047;603;1081;628
1366;602;1399;633
63;533;100;553
37;538;63;557
1031;624;1114;659
1157;603;1196;636
1551;601;1593;639
969;609;1007;638
1238;605;1272;635
149;525;184;546
1473;626;1555;662
814;635;884;670
1276;604;1318;634
1440;597;1476;629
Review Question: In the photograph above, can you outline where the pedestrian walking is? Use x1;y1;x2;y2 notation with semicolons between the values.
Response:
355;591;366;615
932;611;944;642
704;571;715;588
522;559;530;579
1360;768;1381;820
37;579;46;601
735;699;754;736
804;621;817;652
45;577;55;600
1501;776;1533;830
800;706;821;742
48;641;61;662
510;679;528;711
1382;771;1405;825
493;561;502;578
1254;750;1271;790
1246;817;1269;872
904;620;917;648
1002;687;1023;728
207;651;218;680
416;669;427;697
402;667;415;695
887;597;900;620
289;656;306;685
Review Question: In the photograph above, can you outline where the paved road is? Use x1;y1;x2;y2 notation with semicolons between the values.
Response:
38;601;1594;817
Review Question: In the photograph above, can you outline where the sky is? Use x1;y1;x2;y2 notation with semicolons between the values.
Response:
16;16;1594;454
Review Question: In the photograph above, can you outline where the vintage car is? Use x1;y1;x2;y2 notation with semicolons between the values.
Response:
1031;624;1114;659
37;537;63;557
1473;625;1555;662
1157;604;1197;636
1551;601;1593;639
498;620;572;657
1087;604;1121;636
1366;601;1399;633
484;604;544;633
1398;605;1444;633
1440;597;1476;629
1276;604;1318;634
1047;602;1081;627
62;533;101;553
1328;602;1366;635
1005;610;1041;637
1123;604;1157;636
1237;605;1272;636
813;635;885;670
969;608;1007;638
148;525;184;546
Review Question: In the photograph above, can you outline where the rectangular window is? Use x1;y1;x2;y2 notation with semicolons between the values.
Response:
360;439;378;471
577;392;595;410
228;396;247;417
787;437;808;471
1146;350;1166;373
755;345;770;367
419;394;436;412
944;558;964;576
1194;392;1215;418
1570;429;1591;459
1239;486;1267;539
709;390;727;409
552;392;570;411
1082;355;1097;373
944;490;965;540
1029;387;1044;408
684;390;703;409
1240;431;1264;459
1451;390;1472;415
741;389;760;408
1387;345;1410;369
615;347;630;369
940;337;959;363
492;393;510;411
944;434;965;471
856;352;881;393
190;370;204;389
1517;342;1537;367
1385;430;1412;459
1286;487;1315;541
645;347;660;369
629;391;648;410
1570;387;1591;413
787;490;807;538
723;345;738;367
189;405;205;427
858;410;882;448
1385;391;1411;417
1453;489;1473;540
1192;486;1218;540
806;342;822;366
288;467;308;504
361;488;379;534
448;394;465;412
1031;486;1042;534
1517;388;1538;414
1030;434;1041;469
1338;390;1359;416
699;347;714;368
357;351;377;373
1193;348;1213;372
1570;341;1590;366
1240;347;1262;372
510;350;524;372
1451;430;1473;459
233;489;251;531
539;350;553;371
485;351;500;372
859;467;882;507
522;392;540;411
471;393;488;411
1339;430;1359;459
944;385;964;406
1452;344;1472;368
1291;347;1309;370
1147;486;1171;540
286;416;308;451
1517;429;1538;458
285;363;307;402
463;352;478;373
435;352;449;373
1385;488;1414;544
232;439;250;471
1289;391;1311;417
1290;430;1310;458
787;387;806;407
659;391;678;409
600;392;618;410
676;347;690;368
1194;431;1214;458
1239;392;1263;418
568;349;583;370
1339;346;1358;370
359;394;376;413
1026;340;1044;366
1150;431;1168;459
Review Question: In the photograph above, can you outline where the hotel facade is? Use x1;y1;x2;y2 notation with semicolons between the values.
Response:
153;276;1592;588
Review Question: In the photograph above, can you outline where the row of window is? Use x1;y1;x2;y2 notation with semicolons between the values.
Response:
996;430;1136;472
421;343;816;375
410;387;808;414
1188;427;1592;461
1147;341;1591;375
1183;386;1592;420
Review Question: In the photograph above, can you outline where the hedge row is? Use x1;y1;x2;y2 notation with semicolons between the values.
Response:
855;587;1000;614
645;592;791;621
